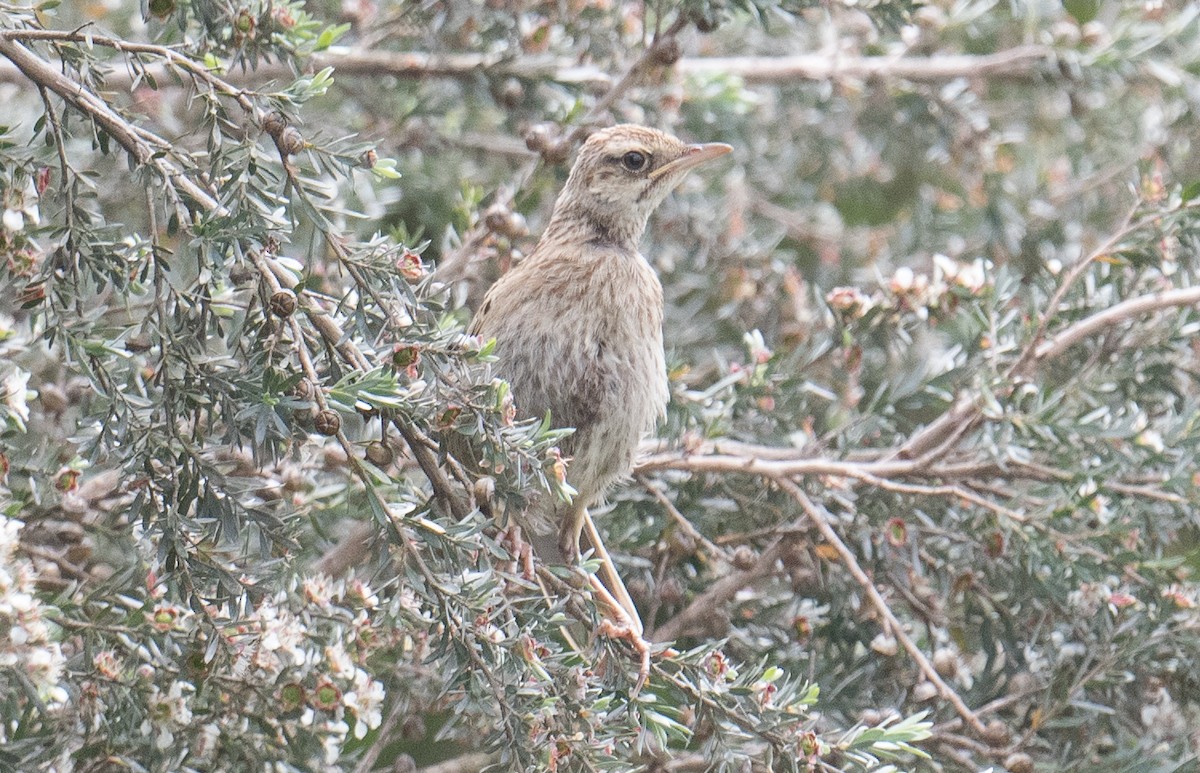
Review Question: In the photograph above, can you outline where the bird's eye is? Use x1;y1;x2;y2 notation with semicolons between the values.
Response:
621;151;647;171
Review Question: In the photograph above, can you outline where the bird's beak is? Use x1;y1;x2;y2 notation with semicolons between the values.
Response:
649;142;733;180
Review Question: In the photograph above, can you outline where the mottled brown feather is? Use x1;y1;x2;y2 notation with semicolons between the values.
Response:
470;124;729;558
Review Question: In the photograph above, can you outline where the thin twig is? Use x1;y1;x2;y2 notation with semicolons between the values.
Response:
652;536;793;643
776;478;988;738
637;476;730;561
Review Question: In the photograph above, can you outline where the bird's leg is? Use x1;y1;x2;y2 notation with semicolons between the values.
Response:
557;502;586;564
579;507;643;636
561;503;651;685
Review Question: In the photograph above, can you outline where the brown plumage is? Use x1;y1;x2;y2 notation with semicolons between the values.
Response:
469;125;730;628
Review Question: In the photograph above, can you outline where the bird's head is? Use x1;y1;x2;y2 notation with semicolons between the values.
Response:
547;124;732;248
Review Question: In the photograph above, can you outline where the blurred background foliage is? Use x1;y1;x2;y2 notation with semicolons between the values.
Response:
3;0;1200;771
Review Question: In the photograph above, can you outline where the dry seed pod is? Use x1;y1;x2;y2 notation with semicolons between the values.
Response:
731;545;757;570
650;37;682;66
280;126;305;156
1004;753;1033;773
269;289;297;318
261;110;287;136
365;443;394;467
983;719;1012;748
314;410;341;436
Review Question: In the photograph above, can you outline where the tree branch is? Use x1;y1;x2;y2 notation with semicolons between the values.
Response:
1033;285;1200;362
0;42;1060;90
775;478;989;738
651;536;792;642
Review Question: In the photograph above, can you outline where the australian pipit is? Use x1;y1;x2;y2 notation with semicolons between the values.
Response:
470;125;731;633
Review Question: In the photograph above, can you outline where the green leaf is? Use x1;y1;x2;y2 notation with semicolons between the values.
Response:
1063;0;1099;23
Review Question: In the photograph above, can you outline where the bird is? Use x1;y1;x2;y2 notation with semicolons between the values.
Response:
468;124;731;634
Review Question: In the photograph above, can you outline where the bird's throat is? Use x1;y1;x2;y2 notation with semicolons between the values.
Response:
544;202;648;253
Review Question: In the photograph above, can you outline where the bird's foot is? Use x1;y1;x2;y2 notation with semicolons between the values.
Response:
589;574;651;691
597;615;652;692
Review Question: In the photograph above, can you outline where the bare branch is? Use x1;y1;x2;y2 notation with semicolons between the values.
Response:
0;42;1061;91
1033;285;1200;362
652;536;793;642
775;478;990;738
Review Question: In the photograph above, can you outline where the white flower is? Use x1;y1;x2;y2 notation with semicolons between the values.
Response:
2;208;23;232
825;286;874;319
322;720;350;764
1135;429;1165;454
955;259;988;293
325;641;354;676
343;669;384;739
3;368;33;429
259;601;307;668
142;680;194;747
0;516;22;564
346;578;378;609
889;266;916;292
2;182;40;233
302;575;334;607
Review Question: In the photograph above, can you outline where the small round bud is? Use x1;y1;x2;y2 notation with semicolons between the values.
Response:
665;528;697;559
473;477;496;516
280;126;305;156
269;289;297;318
314;409;341;436
1004;753;1033;773
911;681;938;702
524;122;570;164
262;111;287;137
1007;671;1037;695
291;379;313;400
484;204;529;239
870;633;898;657
1080;20;1108;47
234;8;255;35
983;719;1012;748
365;443;394;467
524;122;555;153
492;78;525;108
650;37;682;66
932;648;958;679
731;545;757;571
542;139;571;165
272;6;296;29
